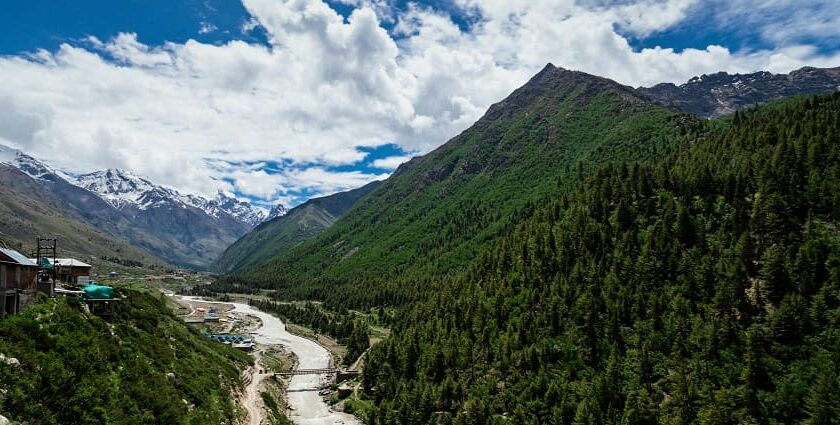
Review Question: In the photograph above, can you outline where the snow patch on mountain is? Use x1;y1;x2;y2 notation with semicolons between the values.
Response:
0;144;74;182
267;204;288;221
2;144;272;227
75;169;268;226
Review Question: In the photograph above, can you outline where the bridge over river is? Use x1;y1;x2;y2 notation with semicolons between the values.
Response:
276;368;360;383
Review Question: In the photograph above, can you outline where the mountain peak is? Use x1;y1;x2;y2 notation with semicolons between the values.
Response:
210;192;268;226
0;144;70;182
76;168;163;208
482;64;644;124
267;204;288;221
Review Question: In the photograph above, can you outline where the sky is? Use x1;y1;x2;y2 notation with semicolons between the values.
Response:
1;0;839;209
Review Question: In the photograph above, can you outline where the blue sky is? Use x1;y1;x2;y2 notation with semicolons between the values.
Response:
1;0;838;209
4;1;838;57
0;0;266;54
0;1;474;55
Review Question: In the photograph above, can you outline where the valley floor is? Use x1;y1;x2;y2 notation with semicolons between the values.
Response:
172;295;360;425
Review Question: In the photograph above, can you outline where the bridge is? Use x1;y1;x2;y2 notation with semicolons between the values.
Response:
276;368;337;376
275;368;360;382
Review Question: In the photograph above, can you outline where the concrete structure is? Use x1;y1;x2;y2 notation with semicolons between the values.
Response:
0;248;39;318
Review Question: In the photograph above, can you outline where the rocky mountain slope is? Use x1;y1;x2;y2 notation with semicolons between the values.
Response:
73;169;262;268
213;180;380;274
640;65;840;118
0;163;163;267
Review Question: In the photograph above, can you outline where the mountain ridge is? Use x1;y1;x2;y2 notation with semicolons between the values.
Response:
229;64;703;307
213;180;381;274
76;168;269;226
640;65;840;117
0;145;274;268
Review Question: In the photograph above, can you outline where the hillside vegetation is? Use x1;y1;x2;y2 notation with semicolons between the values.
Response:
0;290;250;424
361;93;840;424
213;181;381;274
231;65;703;308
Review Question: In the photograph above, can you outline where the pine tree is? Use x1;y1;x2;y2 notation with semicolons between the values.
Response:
761;244;791;305
804;363;840;425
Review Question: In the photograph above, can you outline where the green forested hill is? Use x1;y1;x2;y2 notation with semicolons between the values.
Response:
213;180;381;274
232;64;703;308
361;93;840;424
0;290;250;424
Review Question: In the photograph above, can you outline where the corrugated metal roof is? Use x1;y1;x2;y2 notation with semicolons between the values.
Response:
27;257;92;268
55;258;92;268
0;248;38;266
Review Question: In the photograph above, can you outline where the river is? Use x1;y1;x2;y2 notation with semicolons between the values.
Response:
178;296;361;425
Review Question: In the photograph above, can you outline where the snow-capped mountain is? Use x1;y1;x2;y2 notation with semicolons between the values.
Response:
1;144;276;268
267;204;289;221
76;169;173;209
0;144;71;182
3;146;270;227
75;169;268;226
186;192;269;227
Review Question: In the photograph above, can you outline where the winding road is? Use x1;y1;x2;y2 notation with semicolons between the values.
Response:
179;297;360;425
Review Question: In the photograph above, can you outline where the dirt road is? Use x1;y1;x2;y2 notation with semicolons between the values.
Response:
243;351;271;425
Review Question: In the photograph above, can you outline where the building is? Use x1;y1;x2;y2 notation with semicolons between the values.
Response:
0;248;39;318
34;258;93;286
56;259;93;285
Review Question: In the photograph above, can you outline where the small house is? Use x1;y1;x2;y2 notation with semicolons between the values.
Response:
0;248;39;318
56;258;93;285
34;258;93;285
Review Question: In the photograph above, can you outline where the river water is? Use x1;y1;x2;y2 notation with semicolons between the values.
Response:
178;297;360;425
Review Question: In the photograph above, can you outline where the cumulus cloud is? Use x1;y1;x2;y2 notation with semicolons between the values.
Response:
0;0;838;206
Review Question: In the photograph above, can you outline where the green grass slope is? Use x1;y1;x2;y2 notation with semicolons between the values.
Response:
0;290;251;424
362;93;840;424
232;64;703;308
213;181;381;274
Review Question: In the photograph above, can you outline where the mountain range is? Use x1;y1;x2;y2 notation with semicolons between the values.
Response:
214;64;840;424
0;162;164;268
216;65;840;298
0;145;285;268
640;65;840;118
229;63;701;305
2;65;838;272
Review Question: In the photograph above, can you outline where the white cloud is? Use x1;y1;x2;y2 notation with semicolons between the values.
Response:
372;155;412;169
282;167;389;195
199;22;218;34
702;0;840;46
0;0;839;206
